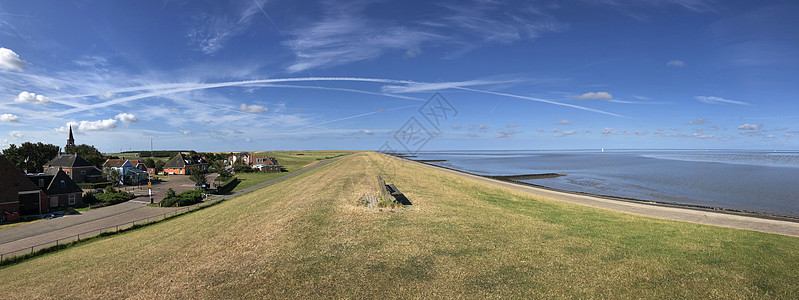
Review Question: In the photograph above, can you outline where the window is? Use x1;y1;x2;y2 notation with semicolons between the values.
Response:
81;170;86;175
69;194;76;205
60;180;66;187
39;179;45;187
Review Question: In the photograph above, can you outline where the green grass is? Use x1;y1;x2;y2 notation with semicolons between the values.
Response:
230;151;352;192
0;152;797;298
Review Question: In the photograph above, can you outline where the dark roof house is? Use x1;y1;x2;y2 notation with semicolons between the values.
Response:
43;153;103;183
28;169;84;208
1;155;47;217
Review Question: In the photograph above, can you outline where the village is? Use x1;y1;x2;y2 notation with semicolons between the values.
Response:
0;126;282;222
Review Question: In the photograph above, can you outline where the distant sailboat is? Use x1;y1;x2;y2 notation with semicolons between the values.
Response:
601;148;604;152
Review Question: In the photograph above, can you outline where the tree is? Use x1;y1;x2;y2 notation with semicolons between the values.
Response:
142;157;156;170
2;142;60;173
103;167;122;186
189;168;207;187
64;144;104;168
154;159;166;171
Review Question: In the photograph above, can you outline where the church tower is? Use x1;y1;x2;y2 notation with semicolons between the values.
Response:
66;125;75;151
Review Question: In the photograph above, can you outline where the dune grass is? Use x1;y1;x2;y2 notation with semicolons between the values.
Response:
1;152;797;298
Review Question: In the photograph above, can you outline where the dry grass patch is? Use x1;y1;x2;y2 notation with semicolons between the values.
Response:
1;152;798;298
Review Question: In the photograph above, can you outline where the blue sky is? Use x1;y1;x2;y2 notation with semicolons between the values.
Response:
1;0;798;152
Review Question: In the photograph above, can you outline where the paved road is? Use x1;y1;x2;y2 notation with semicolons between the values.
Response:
396;155;799;237
0;156;343;258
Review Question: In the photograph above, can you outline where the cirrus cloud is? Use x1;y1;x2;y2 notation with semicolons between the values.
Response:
695;96;749;105
666;60;685;67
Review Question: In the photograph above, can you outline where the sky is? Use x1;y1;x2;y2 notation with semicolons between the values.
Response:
1;0;798;152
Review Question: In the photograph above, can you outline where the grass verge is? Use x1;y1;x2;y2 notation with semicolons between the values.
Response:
0;152;797;298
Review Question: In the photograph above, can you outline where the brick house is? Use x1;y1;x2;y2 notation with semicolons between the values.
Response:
1;155;47;219
43;153;103;183
227;152;251;166
163;153;209;175
252;155;281;173
28;169;83;209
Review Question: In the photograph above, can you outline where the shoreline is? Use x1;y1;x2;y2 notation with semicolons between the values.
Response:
384;154;799;237
398;157;799;223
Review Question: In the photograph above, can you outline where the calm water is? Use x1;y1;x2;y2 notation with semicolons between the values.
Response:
411;150;799;217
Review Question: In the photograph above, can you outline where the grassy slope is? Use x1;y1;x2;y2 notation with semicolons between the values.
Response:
231;151;352;192
1;152;797;298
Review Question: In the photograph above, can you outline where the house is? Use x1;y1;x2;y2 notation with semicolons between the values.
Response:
28;169;83;209
227;152;251;166
43;153;103;183
1;155;47;219
163;153;208;175
252;155;281;173
128;159;148;172
103;158;148;185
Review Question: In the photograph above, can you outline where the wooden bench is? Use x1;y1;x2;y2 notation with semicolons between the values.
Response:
386;183;404;197
377;175;404;202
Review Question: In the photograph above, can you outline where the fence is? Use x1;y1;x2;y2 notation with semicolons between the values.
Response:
0;197;223;262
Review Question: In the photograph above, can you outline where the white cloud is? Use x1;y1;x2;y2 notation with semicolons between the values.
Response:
695;96;749;105
10;131;23;139
738;124;762;130
451;125;461;129
634;130;648;135
115;113;139;123
785;131;798;137
0;47;28;71
57;119;118;132
14;91;50;104
666;60;685;67
687;117;707;125
180;129;193;135
0;113;20;122
239;103;269;113
555;120;571;125
574;92;612;100
360;129;374;135
496;129;522;138
555;130;577;137
506;123;519;128
601;128;629;135
478;124;488;130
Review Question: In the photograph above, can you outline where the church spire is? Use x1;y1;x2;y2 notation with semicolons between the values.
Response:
66;125;75;151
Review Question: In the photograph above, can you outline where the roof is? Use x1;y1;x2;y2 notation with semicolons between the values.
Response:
164;153;208;168
28;170;83;196
104;159;129;168
1;155;42;204
44;154;94;168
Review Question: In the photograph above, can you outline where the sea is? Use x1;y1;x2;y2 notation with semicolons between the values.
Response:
409;150;799;218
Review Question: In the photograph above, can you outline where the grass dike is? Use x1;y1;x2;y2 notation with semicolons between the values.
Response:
1;151;798;298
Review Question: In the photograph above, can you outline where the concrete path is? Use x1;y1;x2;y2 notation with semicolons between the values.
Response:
397;156;799;237
0;156;344;259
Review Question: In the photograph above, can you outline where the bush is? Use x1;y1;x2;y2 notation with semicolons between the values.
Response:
95;190;136;206
82;191;99;204
233;165;255;173
160;190;204;207
77;182;111;189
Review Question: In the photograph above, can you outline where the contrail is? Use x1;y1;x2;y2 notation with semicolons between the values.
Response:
50;76;622;118
454;87;624;117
